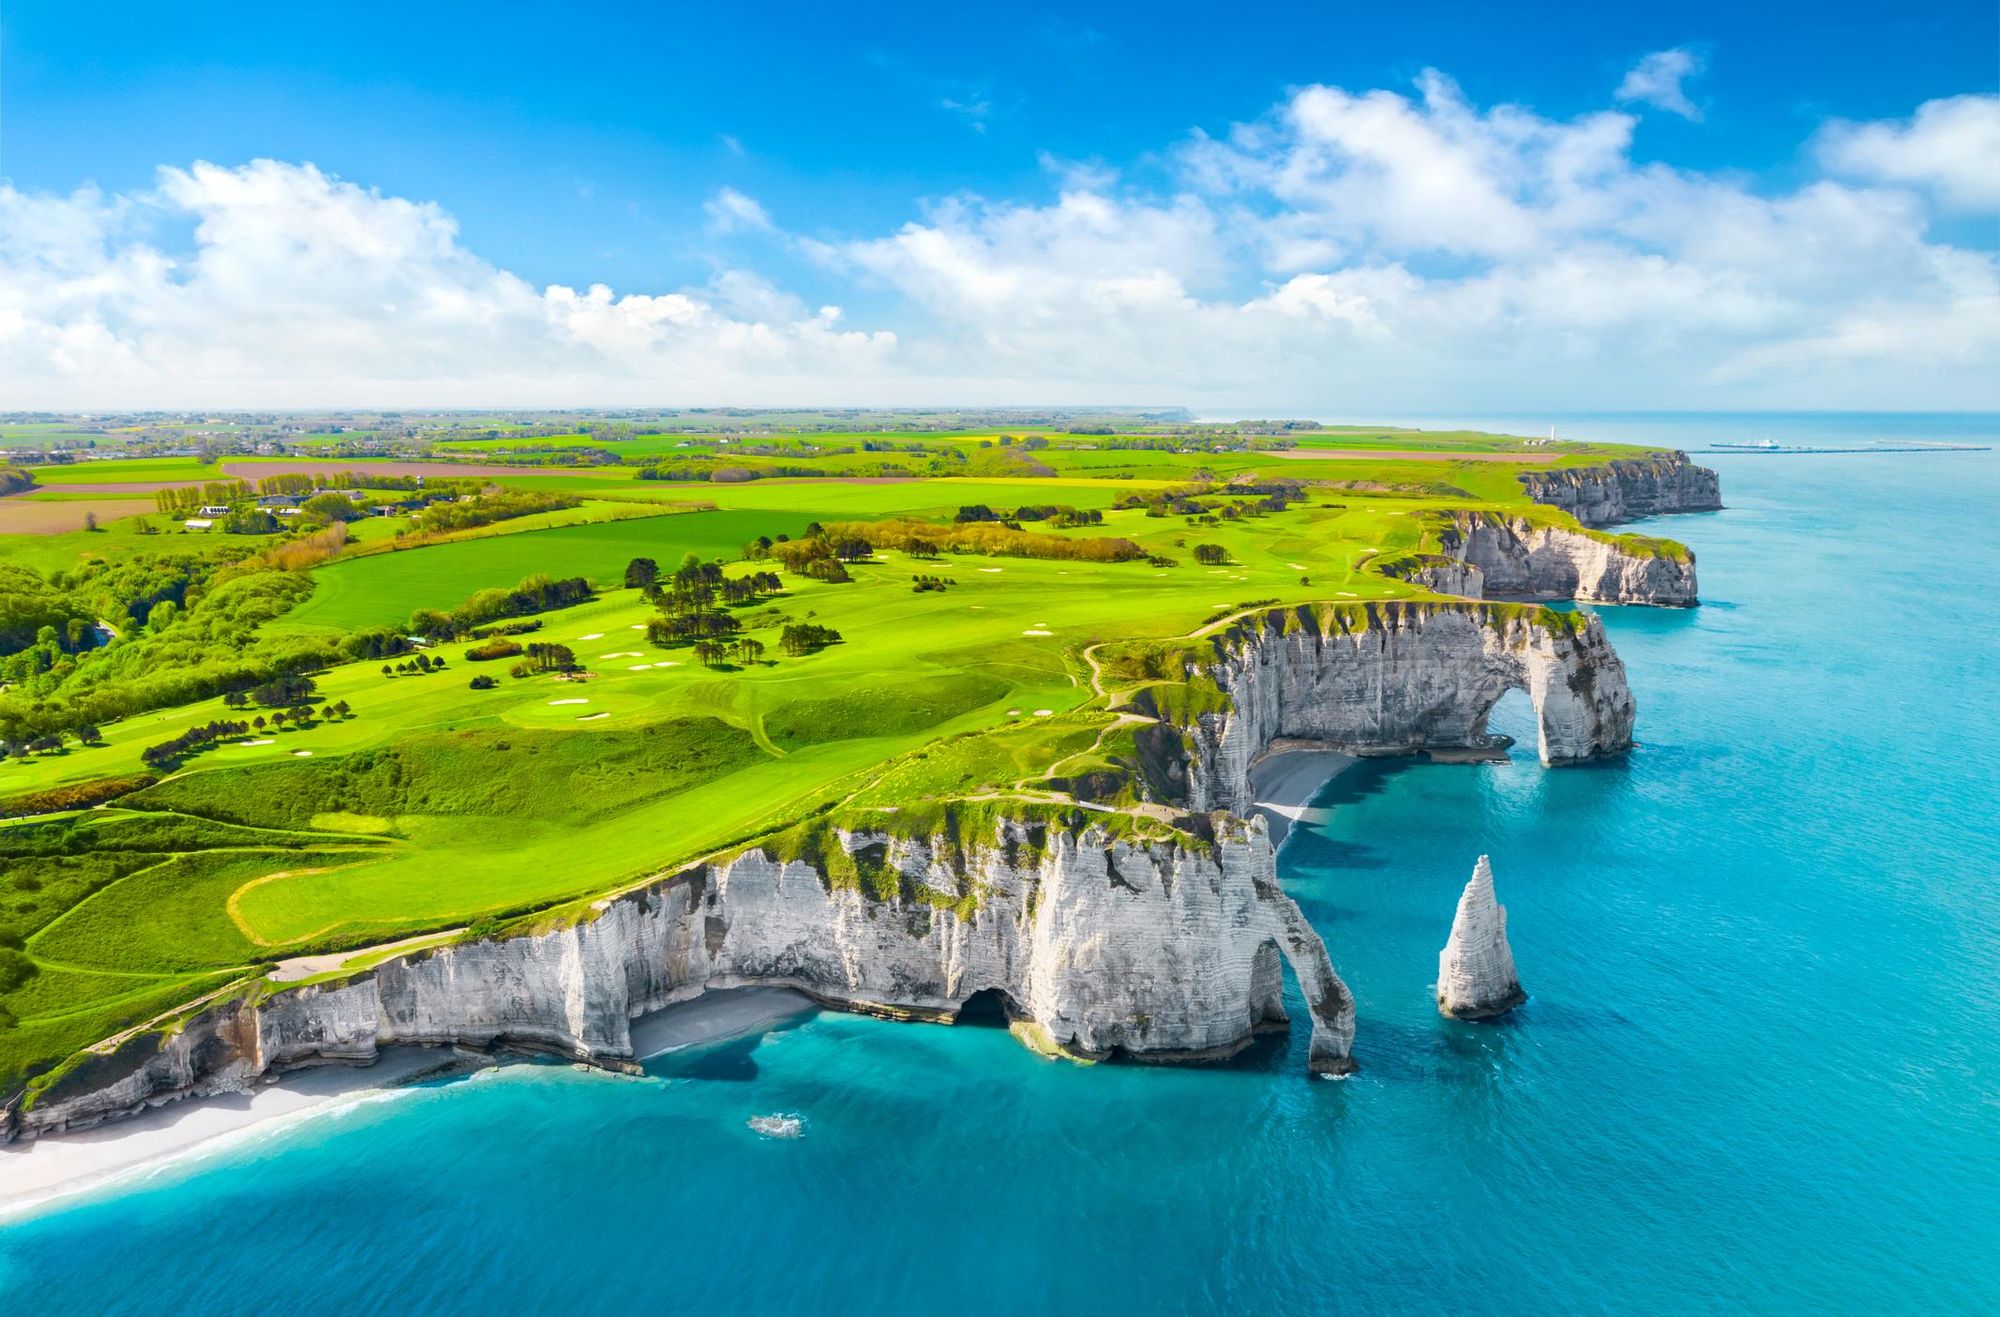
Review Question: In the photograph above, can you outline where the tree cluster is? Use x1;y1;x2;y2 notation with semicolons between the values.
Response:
954;503;1102;528
407;573;593;641
384;653;445;676
820;518;1145;563
463;638;524;662
779;622;842;656
510;641;579;676
412;488;579;534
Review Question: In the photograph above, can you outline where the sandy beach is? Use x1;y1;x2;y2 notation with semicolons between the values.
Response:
630;987;816;1058
1247;744;1359;849
0;988;818;1221
0;1046;455;1221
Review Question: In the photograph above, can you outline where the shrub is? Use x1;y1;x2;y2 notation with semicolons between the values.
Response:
0;773;157;819
469;675;498;690
464;638;524;662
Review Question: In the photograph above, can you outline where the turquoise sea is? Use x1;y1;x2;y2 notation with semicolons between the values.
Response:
4;433;1998;1312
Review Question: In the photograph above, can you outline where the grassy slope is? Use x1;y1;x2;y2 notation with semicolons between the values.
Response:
0;431;1689;1093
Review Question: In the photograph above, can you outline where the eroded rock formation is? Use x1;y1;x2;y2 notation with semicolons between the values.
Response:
1517;453;1721;527
1168;603;1635;816
6;820;1356;1139
2;599;1643;1141
1405;512;1697;607
1436;855;1525;1019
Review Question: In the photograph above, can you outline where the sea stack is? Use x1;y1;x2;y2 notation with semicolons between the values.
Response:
1436;855;1526;1020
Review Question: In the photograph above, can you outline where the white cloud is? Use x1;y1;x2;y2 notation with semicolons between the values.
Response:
703;186;773;234
0;161;893;408
1615;48;1706;121
1818;94;2000;210
0;75;1995;412
940;93;993;134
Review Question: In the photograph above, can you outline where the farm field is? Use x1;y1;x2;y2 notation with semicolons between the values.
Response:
0;422;1687;1097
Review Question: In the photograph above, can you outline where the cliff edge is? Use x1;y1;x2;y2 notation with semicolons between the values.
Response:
1518;452;1721;527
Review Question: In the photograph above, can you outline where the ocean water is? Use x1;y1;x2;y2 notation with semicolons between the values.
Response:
4;446;1999;1313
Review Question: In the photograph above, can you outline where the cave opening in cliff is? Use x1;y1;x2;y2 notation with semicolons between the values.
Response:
954;988;1020;1027
1479;687;1537;760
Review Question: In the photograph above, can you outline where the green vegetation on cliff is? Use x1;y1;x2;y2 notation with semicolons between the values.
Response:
0;423;1694;1094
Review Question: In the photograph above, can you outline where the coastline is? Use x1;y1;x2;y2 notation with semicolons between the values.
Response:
0;1046;455;1222
0;987;818;1222
1248;744;1359;851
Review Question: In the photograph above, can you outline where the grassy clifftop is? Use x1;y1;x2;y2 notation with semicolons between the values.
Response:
0;426;1691;1095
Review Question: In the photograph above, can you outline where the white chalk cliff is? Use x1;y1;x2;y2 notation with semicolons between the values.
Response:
1517;453;1721;527
1387;512;1697;607
5;819;1359;1139
1436;855;1525;1020
1162;603;1636;817
2;602;1644;1140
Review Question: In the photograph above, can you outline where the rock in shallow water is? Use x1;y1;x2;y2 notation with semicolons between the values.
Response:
1437;855;1526;1020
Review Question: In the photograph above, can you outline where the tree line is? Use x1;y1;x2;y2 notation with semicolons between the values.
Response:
407;573;593;642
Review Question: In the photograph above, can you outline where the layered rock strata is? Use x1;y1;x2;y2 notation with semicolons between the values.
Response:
1387;512;1697;607
6;820;1356;1140
1436;855;1526;1019
1518;454;1721;527
1169;603;1635;816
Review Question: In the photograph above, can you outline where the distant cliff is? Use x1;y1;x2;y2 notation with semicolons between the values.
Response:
1518;453;1721;527
1379;511;1697;607
1123;602;1635;815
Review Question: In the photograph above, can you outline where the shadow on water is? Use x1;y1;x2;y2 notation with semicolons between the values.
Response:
646;1035;765;1083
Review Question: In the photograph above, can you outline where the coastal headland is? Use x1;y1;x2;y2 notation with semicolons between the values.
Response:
0;420;1719;1175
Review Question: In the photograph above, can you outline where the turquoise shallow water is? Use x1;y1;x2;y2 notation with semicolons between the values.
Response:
4;449;1999;1313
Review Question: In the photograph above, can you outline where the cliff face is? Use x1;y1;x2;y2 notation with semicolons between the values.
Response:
7;821;1356;1140
1409;512;1698;607
5;598;1646;1141
1179;604;1635;816
1518;454;1721;527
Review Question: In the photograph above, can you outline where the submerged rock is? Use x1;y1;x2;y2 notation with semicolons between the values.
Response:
1437;855;1526;1020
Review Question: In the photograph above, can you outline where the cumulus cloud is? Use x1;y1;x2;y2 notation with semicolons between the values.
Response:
1615;48;1706;121
1818;94;2000;210
0;161;893;408
0;75;1995;411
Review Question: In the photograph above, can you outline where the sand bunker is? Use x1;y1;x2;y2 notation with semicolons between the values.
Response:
576;712;608;722
1033;709;1054;717
548;698;589;706
577;632;604;641
237;739;274;747
601;651;642;659
292;750;313;757
1022;629;1053;637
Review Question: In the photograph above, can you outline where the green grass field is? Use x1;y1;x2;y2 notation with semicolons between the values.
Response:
0;424;1691;1094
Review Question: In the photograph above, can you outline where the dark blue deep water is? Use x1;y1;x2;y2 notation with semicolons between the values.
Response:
4;449;1998;1313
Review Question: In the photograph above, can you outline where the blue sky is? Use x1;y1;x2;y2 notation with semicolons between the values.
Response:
1;1;1995;411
